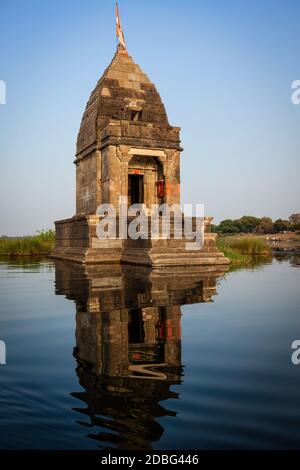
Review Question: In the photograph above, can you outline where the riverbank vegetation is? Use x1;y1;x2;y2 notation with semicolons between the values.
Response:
217;236;272;267
212;214;300;234
0;230;55;256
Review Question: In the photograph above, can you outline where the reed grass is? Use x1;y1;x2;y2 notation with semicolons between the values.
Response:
217;236;271;267
0;230;55;256
228;237;270;255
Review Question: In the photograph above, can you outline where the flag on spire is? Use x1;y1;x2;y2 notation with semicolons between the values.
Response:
116;1;127;52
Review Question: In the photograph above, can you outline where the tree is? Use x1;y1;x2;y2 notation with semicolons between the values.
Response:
258;217;274;234
274;219;291;233
217;219;241;234
239;216;261;233
289;214;300;225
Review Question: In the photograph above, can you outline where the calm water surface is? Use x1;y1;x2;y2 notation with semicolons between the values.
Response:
0;256;299;450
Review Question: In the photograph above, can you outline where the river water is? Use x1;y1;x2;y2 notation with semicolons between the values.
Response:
0;256;299;450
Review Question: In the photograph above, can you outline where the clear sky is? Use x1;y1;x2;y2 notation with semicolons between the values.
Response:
0;0;299;236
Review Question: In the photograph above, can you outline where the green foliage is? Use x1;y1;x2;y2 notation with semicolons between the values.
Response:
228;237;270;255
214;214;298;234
0;229;55;256
216;239;253;266
217;236;271;268
36;229;55;241
214;216;261;234
258;217;274;234
214;219;241;234
239;216;261;233
274;219;291;233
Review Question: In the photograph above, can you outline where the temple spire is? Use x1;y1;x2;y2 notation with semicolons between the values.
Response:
116;1;128;54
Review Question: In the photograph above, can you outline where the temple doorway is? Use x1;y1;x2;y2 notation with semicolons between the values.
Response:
128;174;144;206
128;155;164;209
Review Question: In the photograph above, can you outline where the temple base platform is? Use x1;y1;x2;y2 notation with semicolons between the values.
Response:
52;215;230;267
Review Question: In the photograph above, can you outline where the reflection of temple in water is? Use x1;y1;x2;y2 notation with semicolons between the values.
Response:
55;262;227;450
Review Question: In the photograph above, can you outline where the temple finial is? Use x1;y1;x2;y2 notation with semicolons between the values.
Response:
116;1;128;54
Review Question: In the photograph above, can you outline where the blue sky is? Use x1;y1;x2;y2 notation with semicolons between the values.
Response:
0;0;299;235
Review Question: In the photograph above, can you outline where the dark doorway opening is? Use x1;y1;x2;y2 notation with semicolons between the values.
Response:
128;174;144;206
128;309;145;344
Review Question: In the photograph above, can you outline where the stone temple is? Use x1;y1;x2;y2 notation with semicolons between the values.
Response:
53;41;229;267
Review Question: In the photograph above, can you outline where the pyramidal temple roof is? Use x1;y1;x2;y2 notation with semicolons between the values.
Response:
76;50;170;155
